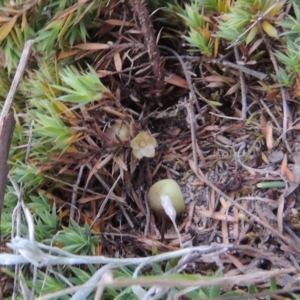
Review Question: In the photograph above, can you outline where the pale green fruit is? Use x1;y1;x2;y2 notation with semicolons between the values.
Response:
148;179;185;218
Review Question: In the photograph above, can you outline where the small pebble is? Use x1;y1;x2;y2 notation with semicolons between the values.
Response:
268;150;284;164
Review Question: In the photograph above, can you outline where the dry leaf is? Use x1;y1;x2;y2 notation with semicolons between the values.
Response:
58;49;81;60
249;38;263;55
265;89;280;100
262;21;277;38
73;1;95;25
265;121;273;150
197;210;237;222
113;52;122;72
113;155;128;171
291;123;300;130
205;75;234;83
222;220;229;244
52;2;85;20
105;19;133;26
277;195;284;234
216;135;232;145
261;151;270;165
246;25;258;44
206;82;225;88
77;195;106;204
165;72;189;89
0;16;12;22
286;167;295;183
0;16;17;44
260;115;273;150
74;43;109;50
268;0;286;17
280;154;287;176
225;82;240;96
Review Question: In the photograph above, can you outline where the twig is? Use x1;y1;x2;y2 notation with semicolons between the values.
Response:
90;174;121;228
0;39;33;299
10;179;24;300
25;120;35;163
143;193;151;237
70;165;84;221
0;40;34;120
6;235;230;267
35;266;297;300
234;46;247;119
184;192;196;233
209;112;243;120
130;0;164;95
185;95;198;175
0;114;15;216
221;60;267;80
117;203;134;229
259;20;290;145
0;39;33;209
159;45;202;116
165;55;268;80
259;99;281;130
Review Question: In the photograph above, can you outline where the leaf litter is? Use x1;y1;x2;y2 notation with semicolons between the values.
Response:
51;12;300;297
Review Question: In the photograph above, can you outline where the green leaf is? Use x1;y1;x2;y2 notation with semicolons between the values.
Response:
165;257;180;272
248;283;259;294
69;266;91;283
269;276;277;291
152;263;163;275
257;181;286;188
198;287;209;298
293;294;300;300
